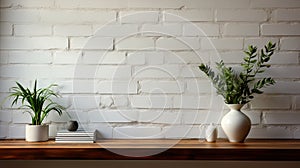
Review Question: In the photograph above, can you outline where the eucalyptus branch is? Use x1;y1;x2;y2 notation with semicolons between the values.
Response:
199;42;276;104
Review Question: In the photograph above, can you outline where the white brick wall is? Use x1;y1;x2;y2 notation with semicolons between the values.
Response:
130;95;173;109
0;22;12;35
53;51;81;65
9;51;52;64
264;66;300;78
0;0;300;140
14;24;52;36
8;125;25;139
99;52;126;65
250;0;300;8
164;51;209;64
116;37;155;50
138;110;181;124
244;38;279;50
70;37;113;50
119;11;159;23
173;96;211;109
164;10;214;22
0;37;68;50
223;23;259;37
81;51;126;65
94;24;139;37
134;65;181;78
127;0;185;9
280;38;300;51
269;52;299;65
182;111;210;124
156;37;200;50
140;80;184;94
127;52;146;65
0;111;12;123
0;79;29;93
272;9;300;22
96;80;137;94
54;25;93;36
163;125;203;139
113;126;163;139
1;0;55;8
141;24;182;37
261;23;300;36
72;96;101;110
113;96;129;107
40;10;116;24
0;9;40;23
243;111;261;125
96;65;132;79
295;97;300;110
216;9;267;22
183;23;219;37
51;65;76;78
89;110;138;123
187;0;251;9
0;51;9;64
218;51;245;64
250;96;291;110
88;124;113;138
264;81;300;94
12;110;35;124
55;0;185;9
0;65;52;78
144;52;164;65
180;65;207;78
201;38;243;50
55;0;126;9
0;125;8;138
186;80;212;94
248;126;294;139
263;112;300;124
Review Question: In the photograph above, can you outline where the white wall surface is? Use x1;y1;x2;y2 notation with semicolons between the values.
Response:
0;0;300;139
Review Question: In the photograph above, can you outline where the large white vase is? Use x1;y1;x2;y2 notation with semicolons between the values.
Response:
221;104;251;142
26;124;49;142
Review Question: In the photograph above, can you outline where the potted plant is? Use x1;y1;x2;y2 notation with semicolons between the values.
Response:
199;42;276;142
8;80;65;142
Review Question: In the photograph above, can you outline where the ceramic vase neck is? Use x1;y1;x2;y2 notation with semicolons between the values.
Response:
226;104;245;111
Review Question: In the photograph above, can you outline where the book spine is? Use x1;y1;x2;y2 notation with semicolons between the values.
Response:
55;140;94;143
56;133;95;136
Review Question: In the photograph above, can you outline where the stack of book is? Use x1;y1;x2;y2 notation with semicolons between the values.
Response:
55;130;96;143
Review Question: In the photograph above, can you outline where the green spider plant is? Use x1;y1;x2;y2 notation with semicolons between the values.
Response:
8;80;65;125
199;42;276;104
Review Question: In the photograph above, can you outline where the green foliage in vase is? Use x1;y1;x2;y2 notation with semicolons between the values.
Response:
199;42;276;104
8;80;65;125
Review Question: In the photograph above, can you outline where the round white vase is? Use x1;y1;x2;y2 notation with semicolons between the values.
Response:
221;104;251;143
26;124;49;142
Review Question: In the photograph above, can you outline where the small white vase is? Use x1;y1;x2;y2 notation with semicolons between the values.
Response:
205;123;218;142
26;124;49;142
221;104;251;143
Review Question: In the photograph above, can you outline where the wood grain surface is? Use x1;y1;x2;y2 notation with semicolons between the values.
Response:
1;139;300;160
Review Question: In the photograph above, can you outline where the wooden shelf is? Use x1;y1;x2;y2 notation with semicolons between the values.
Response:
1;139;300;160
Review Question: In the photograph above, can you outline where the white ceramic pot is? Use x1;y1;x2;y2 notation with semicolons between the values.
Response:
221;104;251;143
26;124;49;142
205;123;218;142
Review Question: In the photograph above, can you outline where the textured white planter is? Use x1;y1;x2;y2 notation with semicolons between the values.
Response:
26;124;49;142
221;104;251;143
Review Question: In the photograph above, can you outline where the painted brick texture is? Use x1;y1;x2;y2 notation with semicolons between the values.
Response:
0;0;299;140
